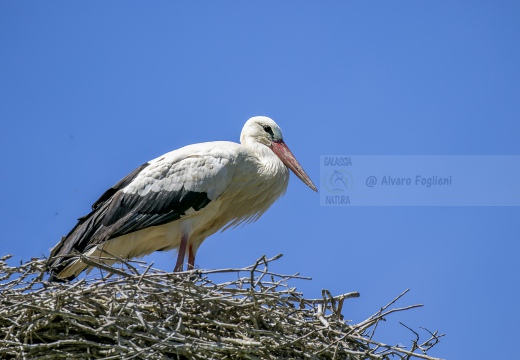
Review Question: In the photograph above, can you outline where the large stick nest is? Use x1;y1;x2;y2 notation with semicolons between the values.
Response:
0;254;443;359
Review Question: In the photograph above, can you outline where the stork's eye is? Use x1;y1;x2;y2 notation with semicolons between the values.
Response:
262;125;274;137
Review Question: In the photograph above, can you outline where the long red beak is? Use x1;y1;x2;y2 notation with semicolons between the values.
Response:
271;140;317;192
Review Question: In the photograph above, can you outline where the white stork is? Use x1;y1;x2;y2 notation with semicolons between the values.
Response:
47;116;317;281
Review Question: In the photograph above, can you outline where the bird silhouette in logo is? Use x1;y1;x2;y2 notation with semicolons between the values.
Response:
328;170;349;193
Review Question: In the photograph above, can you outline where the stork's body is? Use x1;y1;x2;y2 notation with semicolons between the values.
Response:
47;117;317;281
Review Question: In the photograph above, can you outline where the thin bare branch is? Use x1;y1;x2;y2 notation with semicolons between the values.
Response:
0;254;443;359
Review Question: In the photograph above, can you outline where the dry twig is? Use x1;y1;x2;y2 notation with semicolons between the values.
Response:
0;254;444;359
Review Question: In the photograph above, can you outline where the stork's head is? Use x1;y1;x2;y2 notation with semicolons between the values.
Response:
241;116;318;192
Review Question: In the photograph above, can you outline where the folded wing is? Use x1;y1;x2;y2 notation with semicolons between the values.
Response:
47;143;238;279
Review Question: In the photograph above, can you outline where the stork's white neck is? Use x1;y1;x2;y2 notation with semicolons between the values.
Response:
238;116;290;194
245;141;288;184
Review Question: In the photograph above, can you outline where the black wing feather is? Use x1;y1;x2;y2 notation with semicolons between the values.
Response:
92;162;149;210
101;186;210;237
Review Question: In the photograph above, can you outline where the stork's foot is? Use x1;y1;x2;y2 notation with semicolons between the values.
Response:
173;264;183;272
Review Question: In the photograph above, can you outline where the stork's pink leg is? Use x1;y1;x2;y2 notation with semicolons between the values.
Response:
174;233;188;272
188;245;195;270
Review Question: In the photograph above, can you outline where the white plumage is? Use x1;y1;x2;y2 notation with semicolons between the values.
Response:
47;116;317;281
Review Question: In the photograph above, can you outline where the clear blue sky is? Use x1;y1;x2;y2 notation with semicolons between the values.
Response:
1;2;519;358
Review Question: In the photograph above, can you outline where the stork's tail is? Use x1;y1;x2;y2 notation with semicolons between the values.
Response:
45;208;103;282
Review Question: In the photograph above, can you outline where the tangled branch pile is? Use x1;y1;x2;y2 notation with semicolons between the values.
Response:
0;254;443;359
